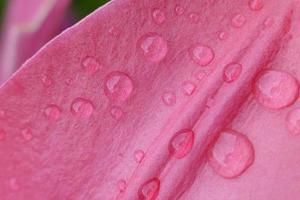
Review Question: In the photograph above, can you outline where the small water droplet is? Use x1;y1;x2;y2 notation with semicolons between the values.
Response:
21;128;33;141
108;26;121;37
231;14;246;28
248;0;264;11
152;9;166;25
138;178;160;200
218;31;228;40
82;56;101;73
223;63;242;83
0;130;6;141
208;130;255;178
110;106;124;120
42;75;53;87
44;105;61;121
206;97;215;108
134;149;145;163
104;71;134;101
162;92;176;106
65;78;74;85
175;5;185;16
190;45;214;66
189;12;200;23
182;81;196;96
169;129;195;159
255;70;299;109
195;70;207;81
138;33;168;62
286;108;300;136
71;98;94;117
117;179;127;192
263;17;273;28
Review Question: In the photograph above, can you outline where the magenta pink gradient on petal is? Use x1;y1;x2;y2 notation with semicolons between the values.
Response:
0;0;299;200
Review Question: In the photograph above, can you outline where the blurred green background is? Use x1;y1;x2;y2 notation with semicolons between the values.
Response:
0;0;110;25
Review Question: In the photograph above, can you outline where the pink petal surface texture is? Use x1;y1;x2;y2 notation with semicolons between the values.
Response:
0;0;71;84
0;0;300;200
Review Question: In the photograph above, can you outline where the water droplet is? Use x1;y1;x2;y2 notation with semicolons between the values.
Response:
195;71;207;81
208;130;255;178
175;5;185;16
42;75;53;87
255;70;299;109
71;98;94;117
190;45;214;66
169;129;195;159
223;63;242;83
138;178;160;200
189;12;200;23
152;9;166;25
162;92;176;106
108;26;121;37
231;14;246;28
21;128;33;141
0;109;5;118
263;17;273;28
44;105;61;121
134;149;145;163
104;71;134;101
138;33;168;62
9;178;19;190
65;78;74;85
182;81;196;96
248;0;264;11
0;130;6;141
285;108;300;136
117;179;127;192
110;106;124;120
218;31;228;40
82;56;100;73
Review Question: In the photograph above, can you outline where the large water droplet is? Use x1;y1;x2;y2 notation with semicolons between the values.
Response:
255;70;299;109
175;5;185;15
110;106;124;120
208;130;255;178
71;98;94;117
190;45;214;67
138;33;168;62
248;0;264;11
285;108;300;136
104;71;134;101
117;179;127;192
182;81;196;96
223;63;242;83
44;105;61;121
0;130;6;141
82;56;101;73
152;9;166;25
169;129;195;159
134;149;145;163
162;92;176;106
21;128;33;141
138;178;160;200
231;14;246;28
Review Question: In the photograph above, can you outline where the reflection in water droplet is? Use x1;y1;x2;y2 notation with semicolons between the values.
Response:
169;129;195;159
162;92;176;106
71;98;94;117
134;149;145;163
182;81;196;96
21;128;33;141
152;9;166;25
110;106;124;120
223;63;242;83
231;14;246;28
82;56;101;73
44;105;61;121
138;178;160;200
255;70;299;109
138;33;168;62
0;130;6;141
104;71;134;101
208;130;255;178
190;45;214;66
286;108;300;136
248;0;264;11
